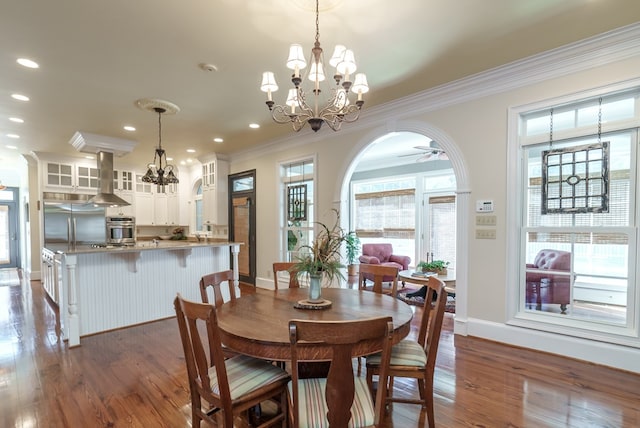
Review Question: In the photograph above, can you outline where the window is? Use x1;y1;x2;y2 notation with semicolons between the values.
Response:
280;159;315;261
425;195;456;270
353;178;416;261
517;89;639;341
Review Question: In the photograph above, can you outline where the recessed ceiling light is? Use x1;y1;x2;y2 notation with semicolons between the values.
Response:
186;149;196;153
123;125;136;132
180;161;186;165
9;117;24;123
166;157;173;161
17;58;39;69
199;63;218;72
213;137;224;143
249;123;260;129
11;94;29;102
6;145;17;150
7;134;20;139
187;159;193;163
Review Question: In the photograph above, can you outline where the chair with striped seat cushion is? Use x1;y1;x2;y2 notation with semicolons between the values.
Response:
199;270;238;360
288;317;394;428
366;275;447;428
174;294;289;428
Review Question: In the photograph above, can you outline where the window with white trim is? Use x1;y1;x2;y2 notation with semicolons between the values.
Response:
280;159;315;261
517;88;639;342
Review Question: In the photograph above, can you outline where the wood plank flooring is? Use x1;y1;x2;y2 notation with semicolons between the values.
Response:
1;276;639;427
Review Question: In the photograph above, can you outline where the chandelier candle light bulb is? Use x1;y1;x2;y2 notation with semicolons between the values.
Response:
260;0;368;132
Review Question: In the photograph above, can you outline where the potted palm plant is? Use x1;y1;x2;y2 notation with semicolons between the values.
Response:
345;231;361;276
293;209;346;303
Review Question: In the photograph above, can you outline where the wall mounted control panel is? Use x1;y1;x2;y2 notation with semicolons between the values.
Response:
476;199;494;212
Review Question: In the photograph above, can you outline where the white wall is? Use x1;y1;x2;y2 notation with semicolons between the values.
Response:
229;24;640;373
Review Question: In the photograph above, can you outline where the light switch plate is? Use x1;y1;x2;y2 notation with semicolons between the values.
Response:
476;215;497;226
475;229;496;239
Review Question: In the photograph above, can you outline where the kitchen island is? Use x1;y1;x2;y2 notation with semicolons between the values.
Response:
47;240;241;347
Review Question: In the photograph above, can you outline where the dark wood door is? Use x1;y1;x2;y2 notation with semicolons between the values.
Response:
228;170;256;285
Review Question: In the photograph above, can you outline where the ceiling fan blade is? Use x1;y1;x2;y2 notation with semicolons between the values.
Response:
415;153;435;162
414;145;445;153
415;151;449;162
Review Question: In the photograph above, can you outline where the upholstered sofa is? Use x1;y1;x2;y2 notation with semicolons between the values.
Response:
526;249;572;314
359;243;411;284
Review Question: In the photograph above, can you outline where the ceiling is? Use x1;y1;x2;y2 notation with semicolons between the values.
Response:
1;0;638;170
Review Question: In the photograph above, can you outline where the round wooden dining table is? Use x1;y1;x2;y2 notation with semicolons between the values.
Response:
216;287;414;362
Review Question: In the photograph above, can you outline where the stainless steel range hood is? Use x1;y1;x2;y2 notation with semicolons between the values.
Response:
88;151;130;207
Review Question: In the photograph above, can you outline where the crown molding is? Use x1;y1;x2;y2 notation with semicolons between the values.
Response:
231;22;640;163
367;22;640;120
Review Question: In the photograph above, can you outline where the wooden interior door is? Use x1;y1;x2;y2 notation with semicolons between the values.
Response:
228;170;256;285
233;197;251;281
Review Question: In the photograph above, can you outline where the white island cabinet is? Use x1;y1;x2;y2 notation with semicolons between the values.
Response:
51;241;240;347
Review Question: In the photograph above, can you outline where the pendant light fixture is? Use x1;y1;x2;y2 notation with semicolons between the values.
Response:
260;0;369;132
136;98;180;193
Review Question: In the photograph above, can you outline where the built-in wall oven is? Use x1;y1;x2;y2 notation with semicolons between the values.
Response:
106;216;136;246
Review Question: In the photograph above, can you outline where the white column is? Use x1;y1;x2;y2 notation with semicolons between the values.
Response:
231;244;241;295
64;254;81;347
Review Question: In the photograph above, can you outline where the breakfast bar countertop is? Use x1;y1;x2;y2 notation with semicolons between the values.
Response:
45;239;240;255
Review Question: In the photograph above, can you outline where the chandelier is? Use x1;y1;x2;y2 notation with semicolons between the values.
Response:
142;106;179;192
260;0;369;132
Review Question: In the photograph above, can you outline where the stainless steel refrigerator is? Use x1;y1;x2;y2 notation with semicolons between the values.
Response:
43;194;106;250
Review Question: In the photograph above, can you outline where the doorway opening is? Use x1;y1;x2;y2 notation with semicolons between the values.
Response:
0;187;20;269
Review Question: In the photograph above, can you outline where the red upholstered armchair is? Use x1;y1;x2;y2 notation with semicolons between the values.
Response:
359;243;411;284
526;249;572;314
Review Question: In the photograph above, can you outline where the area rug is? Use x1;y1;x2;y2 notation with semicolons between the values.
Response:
0;268;21;286
397;285;456;313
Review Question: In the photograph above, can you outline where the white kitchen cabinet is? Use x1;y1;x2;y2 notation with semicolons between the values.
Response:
153;193;168;225
167;190;179;225
134;192;154;225
134;174;179;225
114;170;134;192
200;158;229;227
44;160;99;192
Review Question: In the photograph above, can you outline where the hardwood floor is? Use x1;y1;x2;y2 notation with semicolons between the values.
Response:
1;275;639;427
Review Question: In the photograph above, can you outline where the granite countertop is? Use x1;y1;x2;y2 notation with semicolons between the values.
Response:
45;239;239;255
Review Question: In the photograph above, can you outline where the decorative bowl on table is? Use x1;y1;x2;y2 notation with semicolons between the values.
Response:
158;235;173;240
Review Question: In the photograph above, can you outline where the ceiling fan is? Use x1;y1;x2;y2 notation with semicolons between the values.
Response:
400;145;448;162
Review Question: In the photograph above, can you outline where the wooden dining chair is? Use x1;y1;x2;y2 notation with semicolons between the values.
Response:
357;264;399;375
365;275;447;428
358;264;399;298
272;262;301;290
174;294;290;428
199;270;236;306
288;317;394;428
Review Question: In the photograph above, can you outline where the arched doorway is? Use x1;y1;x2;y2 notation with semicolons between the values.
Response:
345;131;456;270
338;123;471;335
